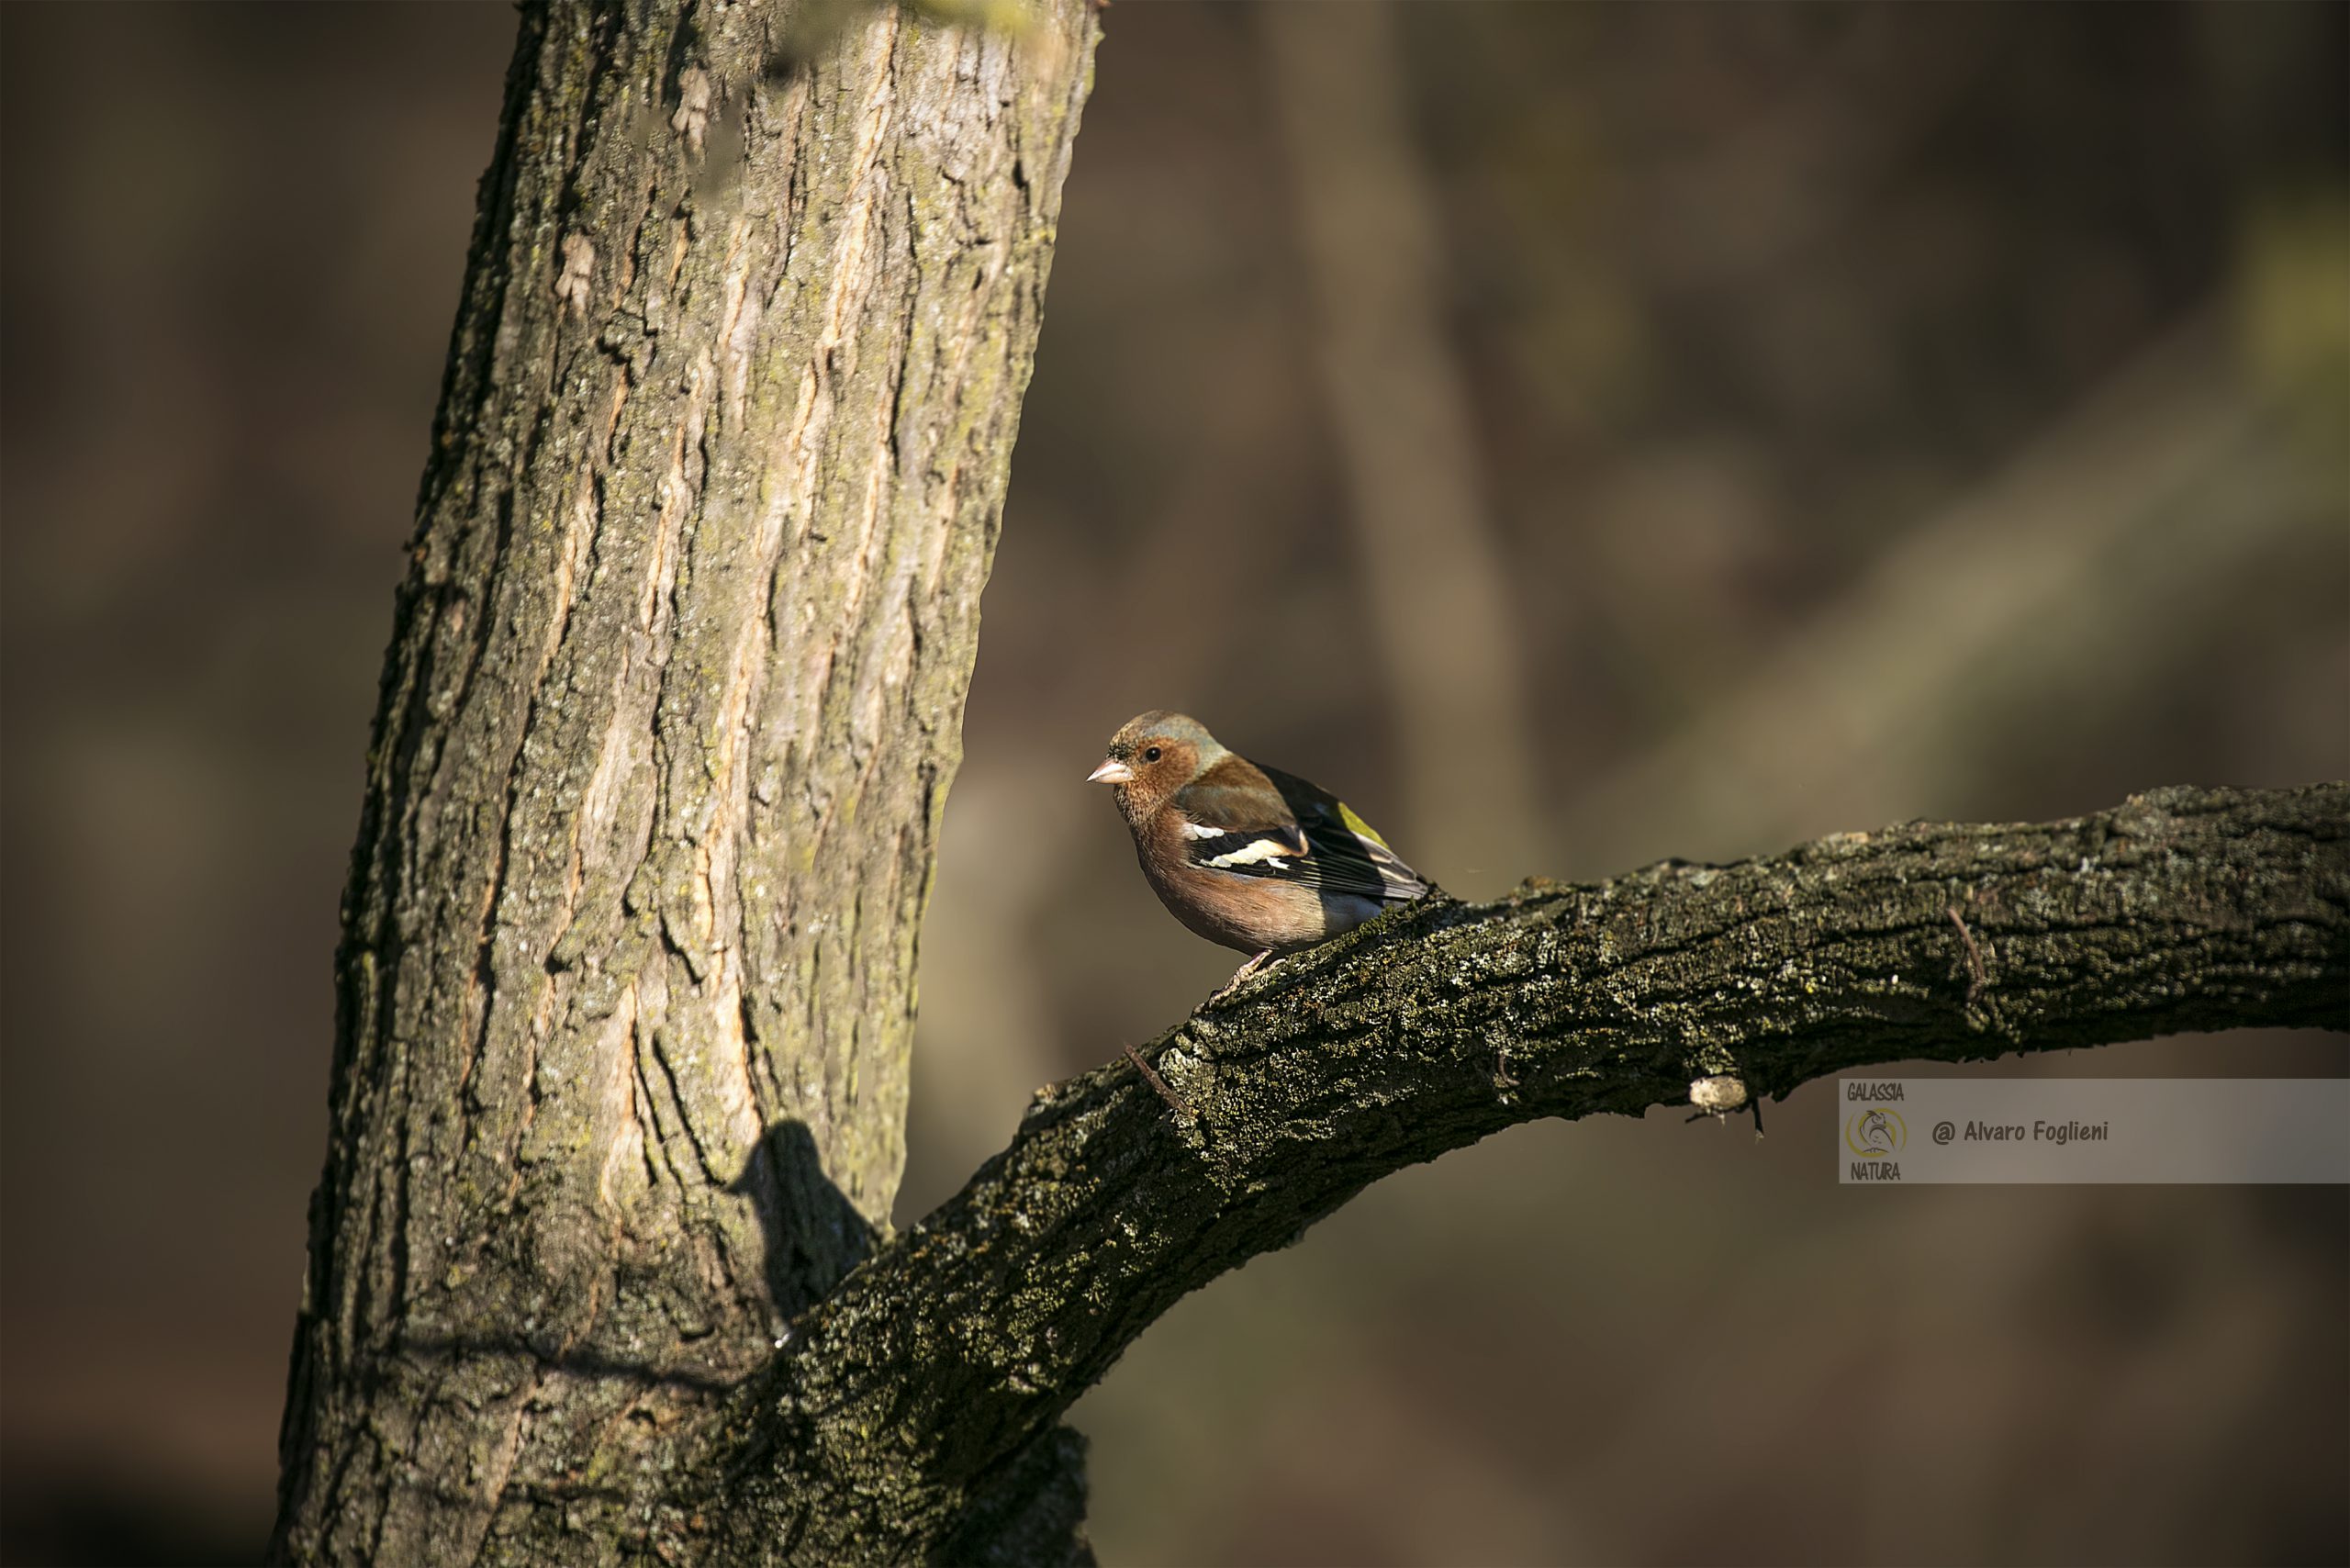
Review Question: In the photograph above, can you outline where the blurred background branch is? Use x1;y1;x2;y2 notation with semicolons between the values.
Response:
1570;306;2337;868
1261;1;1542;889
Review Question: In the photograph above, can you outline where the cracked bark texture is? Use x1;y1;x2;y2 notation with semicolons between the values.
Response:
686;783;2346;1563
271;0;1098;1562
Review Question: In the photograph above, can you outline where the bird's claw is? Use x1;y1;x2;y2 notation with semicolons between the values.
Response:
1204;949;1274;1007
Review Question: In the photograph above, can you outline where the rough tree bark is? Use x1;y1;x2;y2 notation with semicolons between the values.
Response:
272;0;1100;1562
273;4;2350;1565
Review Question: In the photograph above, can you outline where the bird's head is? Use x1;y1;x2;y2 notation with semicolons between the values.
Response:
1088;711;1226;821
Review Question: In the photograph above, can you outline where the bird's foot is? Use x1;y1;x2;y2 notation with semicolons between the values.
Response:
1205;949;1274;1007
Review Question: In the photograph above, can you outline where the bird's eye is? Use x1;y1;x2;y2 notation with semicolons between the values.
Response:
1144;745;1163;763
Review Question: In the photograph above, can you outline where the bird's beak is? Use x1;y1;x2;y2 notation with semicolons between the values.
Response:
1086;757;1134;785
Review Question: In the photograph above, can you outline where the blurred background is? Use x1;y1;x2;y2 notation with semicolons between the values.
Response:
3;3;2344;1563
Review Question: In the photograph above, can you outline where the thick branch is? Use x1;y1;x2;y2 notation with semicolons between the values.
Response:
688;782;2347;1561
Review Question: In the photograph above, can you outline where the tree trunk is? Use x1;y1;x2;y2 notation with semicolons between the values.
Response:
272;1;1098;1561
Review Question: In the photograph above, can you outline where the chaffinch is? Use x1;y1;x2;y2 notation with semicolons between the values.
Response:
1087;711;1433;991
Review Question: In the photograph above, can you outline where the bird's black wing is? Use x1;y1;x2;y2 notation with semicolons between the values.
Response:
1170;756;1428;903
